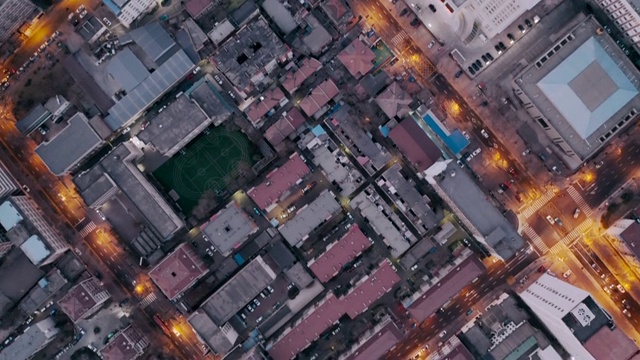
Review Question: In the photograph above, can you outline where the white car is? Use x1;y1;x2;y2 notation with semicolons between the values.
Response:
103;17;112;26
228;91;236;99
562;270;572;278
428;40;435;49
462;131;470;140
214;75;223;84
480;129;489;138
439;330;447;338
545;215;555;225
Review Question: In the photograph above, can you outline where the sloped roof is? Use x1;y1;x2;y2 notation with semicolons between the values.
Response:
128;22;178;65
537;37;638;139
308;225;371;282
281;58;322;93
375;82;412;119
337;39;376;79
244;87;285;123
389;118;441;171
184;0;213;19
299;79;339;116
264;108;306;146
247;153;310;210
106;48;149;93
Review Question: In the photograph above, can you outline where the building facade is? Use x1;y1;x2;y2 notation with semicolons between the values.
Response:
0;0;37;44
596;0;640;48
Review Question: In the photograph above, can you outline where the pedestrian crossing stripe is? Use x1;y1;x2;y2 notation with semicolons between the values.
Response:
391;31;408;45
140;292;157;308
567;185;593;217
79;222;97;238
521;189;556;218
521;225;549;254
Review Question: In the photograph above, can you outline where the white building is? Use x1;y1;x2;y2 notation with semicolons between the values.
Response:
0;160;17;200
596;0;640;48
0;0;38;44
460;0;542;40
520;274;638;360
102;0;155;27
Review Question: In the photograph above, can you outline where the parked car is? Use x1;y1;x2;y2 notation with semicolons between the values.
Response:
545;215;555;225
525;19;533;28
507;33;515;43
573;208;581;218
454;70;464;78
103;17;112;26
400;8;409;16
562;270;572;278
480;129;489;138
468;67;475;75
518;24;526;33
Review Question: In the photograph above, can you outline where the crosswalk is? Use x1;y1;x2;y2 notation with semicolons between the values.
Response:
567;185;593;217
521;189;556;218
390;31;409;46
561;218;594;246
78;221;97;238
139;292;157;308
521;225;549;254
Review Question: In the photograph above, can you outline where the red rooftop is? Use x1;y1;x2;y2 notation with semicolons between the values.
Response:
148;243;208;300
308;225;371;282
299;79;339;117
248;153;310;210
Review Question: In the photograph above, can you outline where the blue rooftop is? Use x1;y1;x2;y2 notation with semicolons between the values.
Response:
420;113;469;155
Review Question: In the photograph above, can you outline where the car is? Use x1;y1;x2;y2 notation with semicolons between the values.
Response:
603;286;612;294
498;42;506;50
546;215;555;225
240;312;246;320
525;19;533;28
617;284;626;293
140;121;149;130
472;148;481;156
454;70;464;78
79;9;88;18
158;105;167;113
468;66;475;75
88;345;98;352
256;316;263;323
514;193;522;202
623;309;631;318
439;330;447;338
253;299;260;306
71;18;79;26
486;53;494;61
103;17;112;26
462;131;470;140
475;59;483;68
302;181;316;194
480;129;489;138
481;54;488;62
499;183;508;192
471;62;479;71
410;18;420;27
410;264;419;271
538;153;547;161
622;299;631;309
507;33;515;43
573;208;581;218
429;4;436;12
508;167;517;176
253;207;261;216
214;75;223;84
38;125;49;135
495;45;502;53
466;309;474;316
260;292;266;299
228;91;236;99
518;24;526;33
25;316;33;325
551;166;561;175
554;217;563;226
595;160;604;169
76;4;85;13
267;285;274;293
428;40;435;49
287;205;296;214
246;304;254;312
562;270;572;278
400;8;409;16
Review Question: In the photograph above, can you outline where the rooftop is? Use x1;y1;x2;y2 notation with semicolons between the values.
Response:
201;256;277;325
16;104;51;135
583;326;638;360
281;58;323;94
184;0;213;18
213;17;287;91
0;200;23;230
200;201;258;256
101;325;148;360
0;318;59;360
425;161;526;260
188;310;237;354
127;22;179;66
73;142;184;239
618;221;640;258
278;190;341;247
20;235;51;265
299;79;339;117
244;87;286;124
389;118;441;172
136;95;212;157
514;16;640;159
375;82;412;119
188;77;233;120
337;39;376;79
104;49;195;131
0;249;43;306
406;254;485;322
268;260;400;360
262;0;297;35
308;224;371;282
106;48;149;93
320;0;349;24
342;319;404;360
57;277;109;322
148;243;208;300
35;112;105;175
264;108;306;146
248;153;310;210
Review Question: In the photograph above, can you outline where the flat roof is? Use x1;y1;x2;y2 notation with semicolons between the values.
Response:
0;318;59;360
187;310;236;354
201;256;277;325
128;22;178;65
514;16;640;158
212;17;287;91
584;326;638;360
269;260;400;360
620;222;640;258
308;224;371;282
20;235;51;265
278;190;341;247
299;79;339;116
389;118;441;172
106;48;149;93
104;49;195;131
101;326;146;360
248;153;310;210
382;163;438;229
343;320;403;360
375;82;412;119
17;104;51;135
426;161;526;259
74;142;184;239
35;112;105;175
462;0;541;38
281;57;322;94
337;39;376;79
0;200;23;230
200;201;258;256
264;107;306;146
262;0;297;34
136;95;211;156
406;255;485;322
0;249;43;303
58;278;106;322
320;0;348;23
188;78;233;120
148;243;208;300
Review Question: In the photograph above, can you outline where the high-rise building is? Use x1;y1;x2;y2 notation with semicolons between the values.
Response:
102;0;155;28
0;0;38;44
0;160;17;200
596;0;640;48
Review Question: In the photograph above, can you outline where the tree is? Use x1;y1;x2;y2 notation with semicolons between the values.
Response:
191;190;218;220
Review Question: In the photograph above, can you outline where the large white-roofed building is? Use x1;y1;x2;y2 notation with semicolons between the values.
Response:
513;15;640;170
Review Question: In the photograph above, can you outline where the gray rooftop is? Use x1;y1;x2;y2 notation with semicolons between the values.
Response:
187;311;236;354
399;237;435;270
188;78;233;121
19;269;68;314
514;16;640;159
278;190;341;247
426;161;525;260
262;0;297;34
0;318;59;360
35;113;105;175
106;48;150;93
104;49;195;131
73;142;184;239
0;249;43;317
381;163;439;230
128;22;179;65
201;201;258;256
17;104;51;135
213;17;287;90
310;139;363;197
136;95;212;157
201;256;277;325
